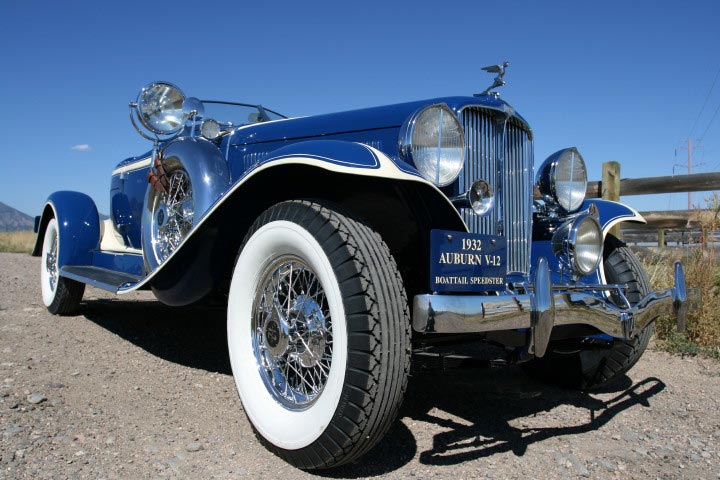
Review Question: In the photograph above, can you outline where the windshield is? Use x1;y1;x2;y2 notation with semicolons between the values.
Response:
200;101;286;126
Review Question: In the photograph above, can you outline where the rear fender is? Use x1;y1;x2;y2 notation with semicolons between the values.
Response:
31;191;100;269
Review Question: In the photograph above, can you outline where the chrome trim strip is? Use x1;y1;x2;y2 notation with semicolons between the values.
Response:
111;157;152;176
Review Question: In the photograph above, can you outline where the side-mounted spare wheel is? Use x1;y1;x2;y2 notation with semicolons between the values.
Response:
523;234;653;390
143;163;194;269
141;138;230;272
227;200;411;469
40;218;85;315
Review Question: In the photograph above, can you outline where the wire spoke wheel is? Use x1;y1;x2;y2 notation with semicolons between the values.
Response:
252;256;332;410
228;200;411;469
46;230;58;292
150;169;193;263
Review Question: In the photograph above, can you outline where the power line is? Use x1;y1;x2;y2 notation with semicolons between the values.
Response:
698;101;720;144
688;65;720;139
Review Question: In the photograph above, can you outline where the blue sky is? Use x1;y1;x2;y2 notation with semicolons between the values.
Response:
1;0;719;217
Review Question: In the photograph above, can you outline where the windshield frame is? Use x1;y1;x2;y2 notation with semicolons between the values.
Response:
199;100;287;125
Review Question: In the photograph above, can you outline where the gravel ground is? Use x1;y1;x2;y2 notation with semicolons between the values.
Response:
1;251;719;479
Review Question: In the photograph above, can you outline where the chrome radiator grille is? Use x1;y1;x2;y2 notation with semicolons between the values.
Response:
458;108;534;275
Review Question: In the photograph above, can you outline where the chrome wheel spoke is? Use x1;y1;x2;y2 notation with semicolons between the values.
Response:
151;169;193;263
251;257;332;410
46;232;58;291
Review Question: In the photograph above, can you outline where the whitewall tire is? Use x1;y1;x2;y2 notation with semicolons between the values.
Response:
227;200;410;469
40;218;85;315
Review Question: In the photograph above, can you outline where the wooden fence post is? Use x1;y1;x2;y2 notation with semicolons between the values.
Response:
658;229;665;248
602;161;621;238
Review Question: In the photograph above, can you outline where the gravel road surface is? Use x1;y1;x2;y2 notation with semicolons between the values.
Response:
1;252;719;479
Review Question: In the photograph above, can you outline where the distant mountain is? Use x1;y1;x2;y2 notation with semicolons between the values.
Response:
0;202;34;232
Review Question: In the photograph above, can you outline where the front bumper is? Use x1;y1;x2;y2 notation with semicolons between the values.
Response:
413;259;689;358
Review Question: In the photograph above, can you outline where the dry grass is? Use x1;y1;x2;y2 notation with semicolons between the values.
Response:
0;230;36;254
636;193;720;358
638;246;720;358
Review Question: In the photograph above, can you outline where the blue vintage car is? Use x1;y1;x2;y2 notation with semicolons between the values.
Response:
33;78;688;469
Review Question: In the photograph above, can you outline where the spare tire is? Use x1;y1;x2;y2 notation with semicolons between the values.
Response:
141;138;230;272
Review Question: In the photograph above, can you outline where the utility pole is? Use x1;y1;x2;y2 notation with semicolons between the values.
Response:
676;139;704;209
687;139;693;209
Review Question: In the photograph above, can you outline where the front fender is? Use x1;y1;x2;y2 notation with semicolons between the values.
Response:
120;140;464;303
141;137;231;272
31;191;100;269
582;199;646;237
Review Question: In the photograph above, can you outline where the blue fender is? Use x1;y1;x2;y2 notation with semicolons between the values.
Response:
119;139;463;302
32;191;100;269
581;199;645;237
141;137;231;272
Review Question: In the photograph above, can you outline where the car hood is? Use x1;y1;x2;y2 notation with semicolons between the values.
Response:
228;95;531;147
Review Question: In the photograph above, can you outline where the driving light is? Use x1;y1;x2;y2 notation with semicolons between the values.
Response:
399;104;465;187
552;214;603;276
452;179;494;215
135;82;186;135
469;180;494;215
200;119;221;140
535;147;588;212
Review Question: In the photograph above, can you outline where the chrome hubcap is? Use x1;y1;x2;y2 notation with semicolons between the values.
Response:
252;257;332;410
46;231;58;291
151;169;193;263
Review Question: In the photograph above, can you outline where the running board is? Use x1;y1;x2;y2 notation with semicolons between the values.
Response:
60;266;142;293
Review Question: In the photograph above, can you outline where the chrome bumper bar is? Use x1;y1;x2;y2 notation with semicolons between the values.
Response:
413;259;689;358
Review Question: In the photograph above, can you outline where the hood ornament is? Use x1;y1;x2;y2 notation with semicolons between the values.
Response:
475;60;509;97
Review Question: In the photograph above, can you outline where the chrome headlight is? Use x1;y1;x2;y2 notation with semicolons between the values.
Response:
135;82;186;135
536;147;587;212
399;104;465;187
552;214;603;276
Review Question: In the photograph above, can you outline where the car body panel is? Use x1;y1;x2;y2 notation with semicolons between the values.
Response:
110;168;146;249
224;96;530;148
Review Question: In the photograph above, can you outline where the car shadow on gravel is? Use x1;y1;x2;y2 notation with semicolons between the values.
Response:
404;368;665;468
324;370;666;477
79;299;666;477
81;299;231;374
